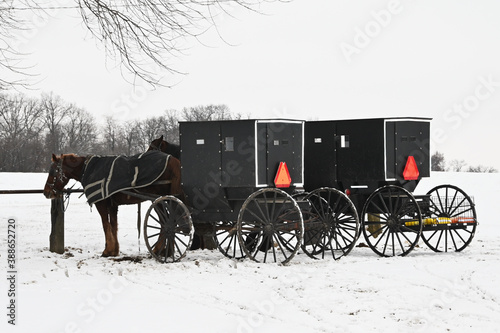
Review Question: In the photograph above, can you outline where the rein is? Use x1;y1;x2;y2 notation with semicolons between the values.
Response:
149;142;162;151
47;158;69;197
45;158;71;211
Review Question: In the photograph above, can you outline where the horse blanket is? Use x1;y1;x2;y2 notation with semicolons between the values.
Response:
82;151;170;205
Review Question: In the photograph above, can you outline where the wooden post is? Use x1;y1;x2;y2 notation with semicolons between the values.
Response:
50;196;65;254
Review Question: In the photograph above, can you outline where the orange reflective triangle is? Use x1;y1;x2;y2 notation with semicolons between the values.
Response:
403;156;419;180
274;162;292;188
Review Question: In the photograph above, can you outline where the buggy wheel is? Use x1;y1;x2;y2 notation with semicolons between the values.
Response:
237;188;304;264
303;188;359;260
215;221;246;260
144;196;193;263
361;186;422;257
421;185;477;252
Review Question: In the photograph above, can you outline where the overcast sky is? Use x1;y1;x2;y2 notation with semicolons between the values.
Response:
10;0;500;169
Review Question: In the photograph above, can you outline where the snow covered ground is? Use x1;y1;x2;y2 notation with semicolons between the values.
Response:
1;171;499;333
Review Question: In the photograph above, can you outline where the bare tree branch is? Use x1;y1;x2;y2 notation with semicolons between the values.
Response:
1;1;285;88
0;1;28;90
74;0;283;87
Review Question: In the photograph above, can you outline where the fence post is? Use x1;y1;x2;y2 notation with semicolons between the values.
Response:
50;196;65;254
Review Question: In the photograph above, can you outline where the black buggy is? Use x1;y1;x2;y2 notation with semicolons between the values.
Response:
304;117;477;257
142;117;477;263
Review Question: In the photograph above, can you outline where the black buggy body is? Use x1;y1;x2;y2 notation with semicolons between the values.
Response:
180;119;304;220
140;117;477;263
305;117;431;210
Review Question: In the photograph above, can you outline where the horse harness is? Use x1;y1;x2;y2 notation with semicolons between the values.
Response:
148;142;163;151
46;157;69;196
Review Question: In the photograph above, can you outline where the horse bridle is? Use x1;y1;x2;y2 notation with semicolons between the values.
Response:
46;157;69;196
149;142;163;151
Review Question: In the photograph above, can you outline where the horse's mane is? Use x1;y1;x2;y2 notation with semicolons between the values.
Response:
53;153;78;161
165;143;180;159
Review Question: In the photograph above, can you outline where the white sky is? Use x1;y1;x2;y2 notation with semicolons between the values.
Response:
8;0;500;169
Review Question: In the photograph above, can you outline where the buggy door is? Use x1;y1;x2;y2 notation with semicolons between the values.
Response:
257;121;303;187
385;120;430;180
220;121;255;187
180;121;224;210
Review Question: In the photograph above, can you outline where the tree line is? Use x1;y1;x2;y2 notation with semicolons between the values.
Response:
2;91;497;174
431;151;497;173
0;92;240;172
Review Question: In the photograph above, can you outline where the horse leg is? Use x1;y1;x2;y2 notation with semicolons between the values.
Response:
109;204;120;256
96;202;116;257
151;204;168;257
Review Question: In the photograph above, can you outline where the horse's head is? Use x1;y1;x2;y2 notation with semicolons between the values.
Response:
148;135;168;152
148;135;181;159
43;154;85;199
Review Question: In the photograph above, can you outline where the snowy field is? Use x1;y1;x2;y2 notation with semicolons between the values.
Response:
1;171;499;333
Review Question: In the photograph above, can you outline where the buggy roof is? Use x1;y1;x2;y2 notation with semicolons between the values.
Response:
306;116;432;122
179;117;432;124
179;118;304;124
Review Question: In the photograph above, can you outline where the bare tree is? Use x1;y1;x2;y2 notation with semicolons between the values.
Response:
431;151;446;171
136;116;163;149
63;106;97;153
449;159;467;172
467;165;498;173
0;1;31;90
100;116;123;154
74;0;282;86
41;92;72;154
160;109;180;144
122;120;141;155
181;104;241;121
0;93;45;171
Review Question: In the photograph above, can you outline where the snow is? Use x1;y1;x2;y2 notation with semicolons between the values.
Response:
1;171;499;333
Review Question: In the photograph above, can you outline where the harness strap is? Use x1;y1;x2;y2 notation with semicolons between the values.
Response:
137;202;141;253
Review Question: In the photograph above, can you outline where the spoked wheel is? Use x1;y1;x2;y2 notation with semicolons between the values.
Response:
215;221;246;260
361;186;422;257
421;185;477;252
303;188;359;260
237;188;304;264
144;196;194;263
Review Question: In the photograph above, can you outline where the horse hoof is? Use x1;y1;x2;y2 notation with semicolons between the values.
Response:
102;251;120;257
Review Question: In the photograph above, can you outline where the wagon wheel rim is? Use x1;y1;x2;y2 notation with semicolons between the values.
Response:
237;188;304;264
421;185;477;252
143;196;193;263
214;221;246;260
303;187;360;260
361;186;422;257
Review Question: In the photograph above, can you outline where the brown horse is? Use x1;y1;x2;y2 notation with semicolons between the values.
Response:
148;135;180;159
43;152;183;257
